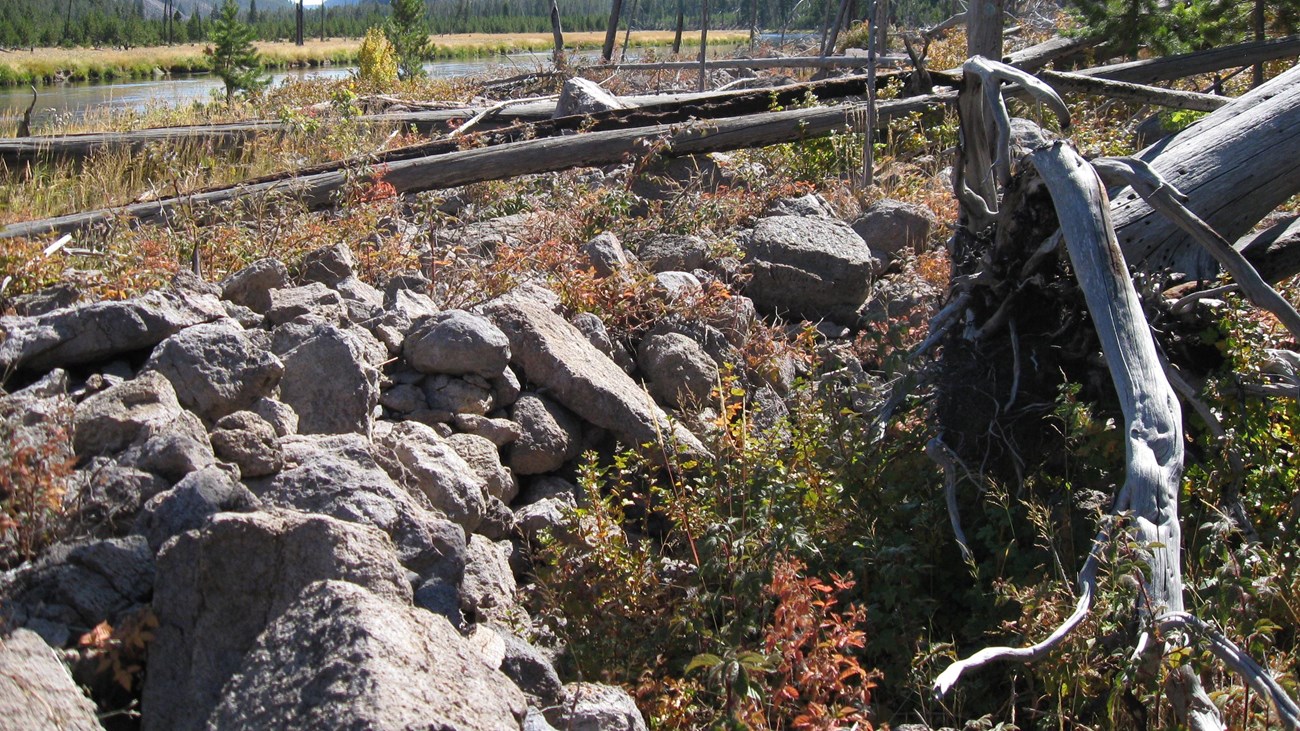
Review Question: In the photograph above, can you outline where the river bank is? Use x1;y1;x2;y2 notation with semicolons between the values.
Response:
0;31;749;87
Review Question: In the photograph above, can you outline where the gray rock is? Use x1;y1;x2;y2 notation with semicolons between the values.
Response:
276;323;379;436
0;628;103;731
508;393;581;476
448;432;516;503
375;422;487;534
636;233;710;273
299;242;356;286
120;430;215;482
133;465;261;552
404;309;511;379
484;297;707;460
655;271;703;300
0;288;225;373
580;232;630;277
422;373;494;415
851;198;936;258
477;495;517;540
10;282;80;317
74;459;170;537
142;509;411;731
221;300;263;329
554;77;627;118
497;628;565;709
439;213;534;256
414;577;463;625
334;276;385;324
461;534;518;623
252;397;298;437
252;433;467;583
571;312;635;373
72;371;208;457
638;332;720;409
742;215;880;320
549;682;648;731
220;258;288;313
207;580;526;731
514;476;579;544
0;536;154;635
209;410;284;477
526;707;561;731
453;413;522;447
379;382;426;413
10;366;68;399
492;366;522;407
264;282;346;326
764;192;836;218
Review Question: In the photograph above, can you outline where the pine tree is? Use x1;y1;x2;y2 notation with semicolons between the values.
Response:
386;0;432;80
1069;0;1297;57
206;0;267;103
248;0;258;24
187;9;203;41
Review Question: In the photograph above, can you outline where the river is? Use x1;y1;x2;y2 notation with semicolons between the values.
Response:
0;51;580;129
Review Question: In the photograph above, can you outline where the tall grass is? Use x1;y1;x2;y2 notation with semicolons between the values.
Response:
0;31;747;86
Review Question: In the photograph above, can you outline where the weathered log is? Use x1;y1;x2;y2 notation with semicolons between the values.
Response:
1110;61;1300;278
608;54;907;72
1037;69;1229;112
1077;33;1300;84
0;92;952;240
1239;214;1300;284
0;73;909;167
1001;34;1097;72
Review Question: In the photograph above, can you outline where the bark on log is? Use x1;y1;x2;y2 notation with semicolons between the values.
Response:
1077;34;1300;84
609;54;906;72
1240;214;1300;285
0;93;951;240
1001;34;1097;72
1110;62;1300;278
1037;69;1229;112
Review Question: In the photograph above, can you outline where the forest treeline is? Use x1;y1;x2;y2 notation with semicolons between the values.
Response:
0;0;957;49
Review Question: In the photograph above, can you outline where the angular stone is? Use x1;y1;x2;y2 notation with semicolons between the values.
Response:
209;410;283;478
404;309;511;379
549;682;648;731
72;371;208;457
0;536;154;635
207;581;526;731
508;393;581;476
422;373;494;416
484;297;707;459
636;233;710;273
299;242;355;287
447;432;516;503
461;535;518;623
453;413;522;447
0;288;225;373
637;332;720;409
133;465;261;552
742;215;880;320
0;628;103;731
554;77;628;118
580;231;630;277
851;198;936;257
252;433;466;583
120;430;215;482
375;422;487;534
142;509;410;731
275;324;379;436
264;283;345;326
142;320;283;422
220;258;288;313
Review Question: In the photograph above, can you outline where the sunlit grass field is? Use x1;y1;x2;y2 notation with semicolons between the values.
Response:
0;30;748;86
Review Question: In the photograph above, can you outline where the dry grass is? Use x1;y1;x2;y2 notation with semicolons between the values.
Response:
0;31;748;86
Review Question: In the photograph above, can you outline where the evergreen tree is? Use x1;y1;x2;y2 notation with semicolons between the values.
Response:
206;0;267;103
187;9;203;41
386;0;432;80
1068;0;1297;57
248;0;258;24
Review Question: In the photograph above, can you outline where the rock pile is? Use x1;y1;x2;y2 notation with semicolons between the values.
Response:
0;191;936;729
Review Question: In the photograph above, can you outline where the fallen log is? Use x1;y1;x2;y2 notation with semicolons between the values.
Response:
0;91;953;240
1001;34;1098;72
1076;33;1300;84
1110;61;1300;278
1239;214;1300;285
608;54;907;72
0;71;907;167
1037;69;1229;112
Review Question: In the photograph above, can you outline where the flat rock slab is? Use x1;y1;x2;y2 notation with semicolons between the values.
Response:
482;298;706;460
209;580;526;731
143;509;410;731
0;288;225;373
0;629;103;731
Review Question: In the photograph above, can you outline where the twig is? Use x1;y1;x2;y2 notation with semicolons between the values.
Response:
450;94;559;138
926;437;975;564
